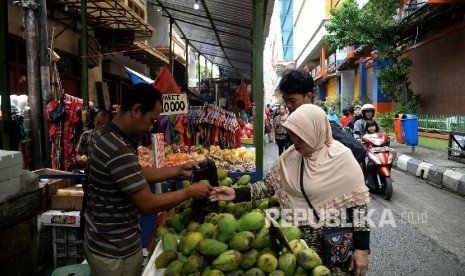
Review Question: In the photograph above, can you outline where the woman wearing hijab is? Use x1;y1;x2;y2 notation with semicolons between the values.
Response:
210;104;370;276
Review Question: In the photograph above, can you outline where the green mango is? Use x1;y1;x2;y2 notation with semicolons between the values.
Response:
181;208;193;227
281;226;301;242
207;269;225;276
163;233;178;252
212;250;242;272
217;214;237;242
239;249;259;270
228;231;255;252
236;175;251;186
311;265;331;276
166;216;185;233
165;259;185;275
269;270;286;276
197;239;229;257
233;202;253;219
154;250;177;268
199;223;216;239
187;221;201;232
182;254;208;276
253;227;272;249
236;212;265;232
296;248;322;270
182;232;203;256
256;253;278;274
278;253;297;276
244;268;265;276
225;202;236;214
156;226;170;239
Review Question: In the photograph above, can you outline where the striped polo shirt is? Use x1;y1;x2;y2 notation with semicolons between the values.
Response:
84;121;147;258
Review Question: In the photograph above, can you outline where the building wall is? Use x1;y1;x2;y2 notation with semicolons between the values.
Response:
405;27;465;115
354;67;360;100
7;2;102;101
327;77;338;98
293;0;326;66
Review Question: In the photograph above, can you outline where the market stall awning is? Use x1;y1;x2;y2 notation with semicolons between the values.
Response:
152;0;274;79
122;41;169;68
50;0;154;39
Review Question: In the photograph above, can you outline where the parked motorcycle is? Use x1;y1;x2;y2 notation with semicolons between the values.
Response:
360;132;396;200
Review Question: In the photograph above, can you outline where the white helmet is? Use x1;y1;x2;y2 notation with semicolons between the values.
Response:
361;104;375;117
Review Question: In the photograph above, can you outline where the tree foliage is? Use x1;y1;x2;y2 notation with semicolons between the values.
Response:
325;0;419;113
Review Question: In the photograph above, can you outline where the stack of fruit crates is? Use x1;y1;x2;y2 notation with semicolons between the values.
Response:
52;226;85;268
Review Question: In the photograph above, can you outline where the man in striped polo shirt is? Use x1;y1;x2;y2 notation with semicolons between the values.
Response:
83;83;212;276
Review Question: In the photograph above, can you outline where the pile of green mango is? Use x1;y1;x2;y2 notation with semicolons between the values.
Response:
153;198;330;275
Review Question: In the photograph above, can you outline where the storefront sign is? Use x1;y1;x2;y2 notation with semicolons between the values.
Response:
161;93;188;115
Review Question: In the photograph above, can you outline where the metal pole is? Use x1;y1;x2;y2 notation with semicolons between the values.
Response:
17;0;42;169
81;0;89;130
185;39;189;87
253;0;264;177
0;0;11;150
38;0;51;166
204;55;207;80
169;18;173;73
197;52;201;91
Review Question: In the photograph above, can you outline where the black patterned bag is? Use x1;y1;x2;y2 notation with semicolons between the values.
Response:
299;158;354;266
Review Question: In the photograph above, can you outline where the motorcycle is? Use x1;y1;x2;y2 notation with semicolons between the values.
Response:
360;132;396;200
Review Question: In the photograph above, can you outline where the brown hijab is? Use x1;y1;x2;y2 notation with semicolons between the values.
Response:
270;104;369;219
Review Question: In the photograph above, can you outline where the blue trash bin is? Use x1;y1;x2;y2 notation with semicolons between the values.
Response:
401;114;419;146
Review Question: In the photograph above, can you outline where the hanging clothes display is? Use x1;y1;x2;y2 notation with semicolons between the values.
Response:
47;94;82;171
182;104;241;149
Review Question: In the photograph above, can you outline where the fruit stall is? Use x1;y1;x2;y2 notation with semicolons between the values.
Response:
141;170;331;276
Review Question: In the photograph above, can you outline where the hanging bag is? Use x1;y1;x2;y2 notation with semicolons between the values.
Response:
299;158;355;266
49;95;66;124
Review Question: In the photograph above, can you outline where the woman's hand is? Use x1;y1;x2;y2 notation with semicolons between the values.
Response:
349;249;369;276
209;186;235;201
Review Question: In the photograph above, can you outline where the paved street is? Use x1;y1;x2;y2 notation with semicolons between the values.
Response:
262;141;465;275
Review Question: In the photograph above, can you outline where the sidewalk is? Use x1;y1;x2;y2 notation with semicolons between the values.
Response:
391;140;465;196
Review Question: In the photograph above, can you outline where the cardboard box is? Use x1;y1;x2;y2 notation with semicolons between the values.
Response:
41;210;80;226
33;169;75;200
51;195;83;211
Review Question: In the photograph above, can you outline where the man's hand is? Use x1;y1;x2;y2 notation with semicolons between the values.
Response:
178;161;202;178
186;183;212;199
349;249;369;276
209;186;236;202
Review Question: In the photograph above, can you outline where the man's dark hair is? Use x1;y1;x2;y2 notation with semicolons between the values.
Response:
342;108;350;116
236;100;246;110
120;83;163;114
96;109;111;120
279;69;314;95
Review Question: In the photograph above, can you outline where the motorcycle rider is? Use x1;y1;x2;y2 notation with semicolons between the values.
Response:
353;104;384;138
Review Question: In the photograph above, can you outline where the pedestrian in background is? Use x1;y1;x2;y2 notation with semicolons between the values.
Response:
273;105;288;155
265;104;274;143
340;108;353;128
327;107;340;123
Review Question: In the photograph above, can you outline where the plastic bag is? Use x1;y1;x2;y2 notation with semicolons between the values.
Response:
153;65;181;94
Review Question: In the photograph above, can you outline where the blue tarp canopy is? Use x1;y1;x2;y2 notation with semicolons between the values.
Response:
124;67;154;84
